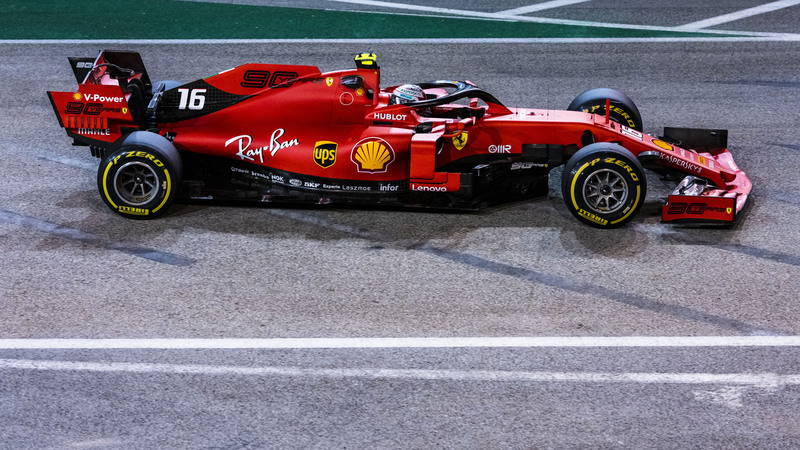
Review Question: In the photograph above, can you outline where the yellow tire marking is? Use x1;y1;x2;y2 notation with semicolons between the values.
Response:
570;161;592;211
102;161;118;210
152;169;171;213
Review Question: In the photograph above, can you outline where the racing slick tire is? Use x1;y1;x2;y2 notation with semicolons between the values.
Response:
97;131;182;219
561;142;646;228
568;88;643;131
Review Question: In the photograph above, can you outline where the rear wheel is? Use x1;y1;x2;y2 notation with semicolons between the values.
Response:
97;131;182;219
561;143;646;228
568;88;643;131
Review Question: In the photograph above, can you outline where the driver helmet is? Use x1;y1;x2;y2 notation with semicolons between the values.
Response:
390;84;424;105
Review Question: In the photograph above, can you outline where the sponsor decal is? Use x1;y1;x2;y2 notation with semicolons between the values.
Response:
240;70;300;88
452;132;468;150
313;141;338;168
380;184;399;192
226;128;299;163
65;102;123;115
351;138;395;173
80;93;125;103
356;88;364;96
411;185;446;192
77;128;111;136
659;153;702;173
698;155;706;165
578;208;609;226
241;70;271;88
489;144;511;153
326;77;334;87
289;179;302;187
373;113;407;121
118;205;149;216
271;71;299;88
652;139;673;151
511;161;547;170
604;157;640;181
73;92;82;100
340;92;354;106
620;126;643;141
666;202;733;216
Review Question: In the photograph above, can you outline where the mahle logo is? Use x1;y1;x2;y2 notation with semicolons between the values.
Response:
314;141;337;168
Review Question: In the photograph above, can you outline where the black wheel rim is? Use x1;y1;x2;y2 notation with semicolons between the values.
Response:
113;161;159;205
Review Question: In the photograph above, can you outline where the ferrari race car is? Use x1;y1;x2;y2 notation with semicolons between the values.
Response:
48;50;751;228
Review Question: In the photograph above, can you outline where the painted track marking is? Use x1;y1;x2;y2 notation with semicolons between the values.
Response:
676;0;800;31
1;358;798;387
491;0;594;16
1;336;799;349
326;0;799;37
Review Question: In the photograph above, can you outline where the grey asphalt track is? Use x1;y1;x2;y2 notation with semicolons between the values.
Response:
2;1;800;448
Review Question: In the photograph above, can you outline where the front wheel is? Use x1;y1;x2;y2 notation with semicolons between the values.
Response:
97;132;182;219
561;143;646;228
567;88;643;131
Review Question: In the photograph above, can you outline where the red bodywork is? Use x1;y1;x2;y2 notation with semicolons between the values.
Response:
48;51;751;225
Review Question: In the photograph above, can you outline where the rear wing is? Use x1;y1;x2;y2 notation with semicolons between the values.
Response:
48;50;151;149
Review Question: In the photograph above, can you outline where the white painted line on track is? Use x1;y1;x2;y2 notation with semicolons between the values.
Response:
498;0;592;16
1;358;798;387
1;336;799;349
326;0;798;37
675;0;800;31
3;36;800;45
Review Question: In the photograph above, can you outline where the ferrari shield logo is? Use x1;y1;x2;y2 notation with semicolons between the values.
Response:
122;107;128;115
314;141;337;168
326;77;334;87
452;131;468;150
726;207;732;214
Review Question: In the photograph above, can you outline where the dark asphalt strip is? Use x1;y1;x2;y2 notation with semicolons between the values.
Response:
0;209;195;267
417;244;789;336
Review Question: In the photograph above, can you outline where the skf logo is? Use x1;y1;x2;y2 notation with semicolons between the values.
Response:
314;141;337;168
351;138;394;173
452;132;468;150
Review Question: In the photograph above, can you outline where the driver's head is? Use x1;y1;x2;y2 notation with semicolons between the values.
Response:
390;84;424;105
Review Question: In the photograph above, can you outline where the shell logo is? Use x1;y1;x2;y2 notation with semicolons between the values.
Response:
73;92;82;100
351;138;395;173
652;139;673;151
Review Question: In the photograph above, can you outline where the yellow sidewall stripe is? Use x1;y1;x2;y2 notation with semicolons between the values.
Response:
570;160;592;211
152;169;171;214
102;161;118;210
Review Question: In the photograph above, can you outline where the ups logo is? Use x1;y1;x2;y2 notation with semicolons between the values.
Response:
314;141;337;168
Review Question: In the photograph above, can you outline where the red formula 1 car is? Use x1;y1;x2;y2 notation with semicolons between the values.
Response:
48;50;751;227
